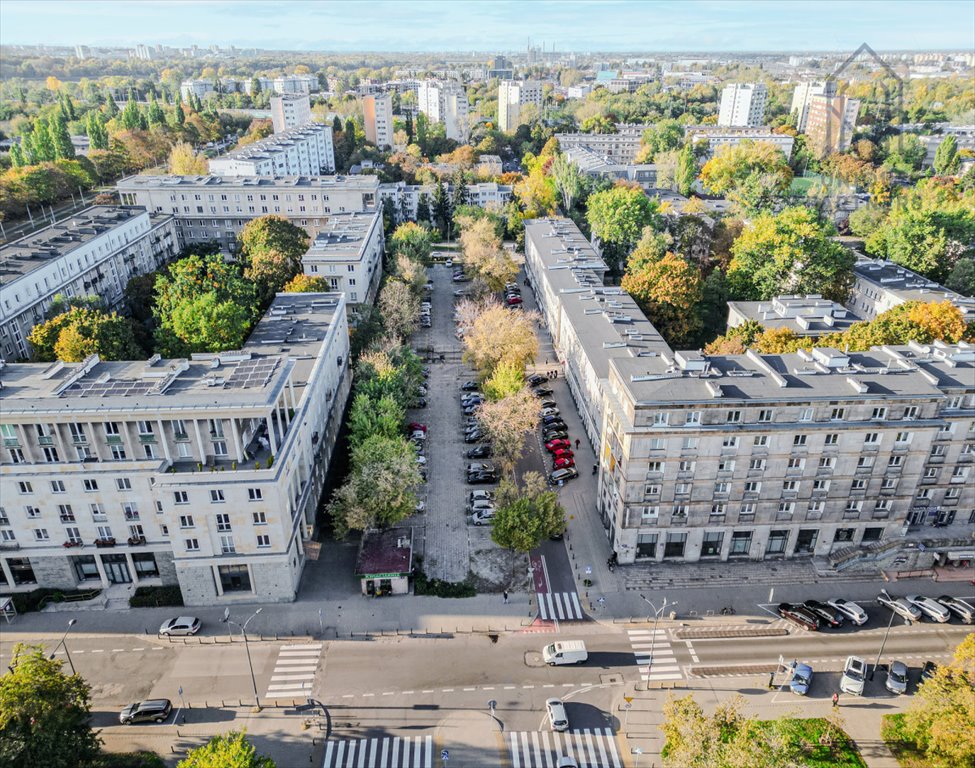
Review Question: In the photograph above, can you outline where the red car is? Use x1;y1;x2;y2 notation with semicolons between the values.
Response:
552;448;574;460
545;439;571;452
506;296;523;305
553;456;575;469
408;423;427;433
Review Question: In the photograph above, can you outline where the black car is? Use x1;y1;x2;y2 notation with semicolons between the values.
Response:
461;381;479;392
803;600;844;628
467;471;497;485
413;398;427;408
119;699;172;725
549;467;579;485
542;419;567;430
527;374;548;387
539;399;558;409
466;445;492;459
464;430;485;443
544;429;569;441
777;603;820;631
533;387;553;397
920;660;938;682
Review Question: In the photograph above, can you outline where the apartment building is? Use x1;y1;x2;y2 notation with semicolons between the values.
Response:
848;256;975;322
497;80;543;132
416;81;469;142
208;124;335;177
271;75;318;95
524;218;974;565
179;79;215;100
790;81;829;131
477;155;503;176
555;124;645;163
806;93;860;157
727;295;859;337
379;182;512;223
0;293;351;605
0;207;180;361
685;126;795;158
718;83;768;127
269;94;312;134
362;94;394;149
301;211;383;313
563;146;658;189
116;174;379;249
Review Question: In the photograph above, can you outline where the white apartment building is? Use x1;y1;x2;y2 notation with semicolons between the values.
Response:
566;84;592;99
301;211;383;313
790;82;829;131
525;219;975;565
0;293;352;605
362;94;394;149
179;79;215;100
727;295;859;337
718;83;768;127
116;174;379;250
477;155;503;176
0;207;181;361
416;81;469;142
848;256;975;323
685;126;795;158
556;124;646;164
269;94;312;134
497;80;543;132
563;146;658;189
806;93;860;157
271;75;318;95
379;182;512;223
208;124;335;177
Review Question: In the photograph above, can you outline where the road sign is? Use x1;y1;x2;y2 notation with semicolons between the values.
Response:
622;702;632;710
441;749;449;761
585;566;592;575
623;695;634;703
488;699;497;711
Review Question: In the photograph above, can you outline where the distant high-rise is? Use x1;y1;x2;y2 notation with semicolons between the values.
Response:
498;80;543;132
806;92;861;158
790;81;831;131
133;43;152;61
269;93;312;134
362;94;394;149
74;45;90;60
718;83;767;127
416;81;469;143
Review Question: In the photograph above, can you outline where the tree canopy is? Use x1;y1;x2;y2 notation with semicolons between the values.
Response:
177;730;275;768
27;306;143;362
491;472;566;552
586;185;662;272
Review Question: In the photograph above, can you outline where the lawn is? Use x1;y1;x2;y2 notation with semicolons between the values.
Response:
881;713;931;768
789;174;823;194
753;717;867;768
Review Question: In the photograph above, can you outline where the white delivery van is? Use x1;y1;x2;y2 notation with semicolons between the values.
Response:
542;640;588;666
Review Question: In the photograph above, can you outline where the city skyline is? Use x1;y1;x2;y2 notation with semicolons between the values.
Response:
2;0;974;53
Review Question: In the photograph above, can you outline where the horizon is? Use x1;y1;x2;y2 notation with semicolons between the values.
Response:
2;0;973;54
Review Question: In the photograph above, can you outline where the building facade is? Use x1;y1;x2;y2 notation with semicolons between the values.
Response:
555;124;645;164
416;81;469;143
0;207;181;362
790;81;829;131
498;80;543;132
685;126;795;158
269;94;312;134
848;256;975;322
208;124;335;177
0;293;352;605
379;182;512;223
718;83;768;127
806;93;860;157
362;94;394;149
116;174;379;250
301;211;384;313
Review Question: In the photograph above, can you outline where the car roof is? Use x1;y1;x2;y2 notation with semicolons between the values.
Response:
890;660;908;671
794;663;813;674
140;699;171;708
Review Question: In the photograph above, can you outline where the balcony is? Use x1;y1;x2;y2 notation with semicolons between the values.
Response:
124;512;140;521
3;437;20;448
106;435;123;445
37;435;54;446
127;535;146;546
174;432;190;442
138;434;156;444
94;537;116;548
59;515;76;523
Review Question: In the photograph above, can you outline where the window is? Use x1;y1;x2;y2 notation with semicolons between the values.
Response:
931;444;947;457
116;478;132;491
257;534;271;548
90;503;105;520
702;531;724;557
740;502;755;516
174;491;189;505
710;502;727;516
51;480;66;493
216;513;231;532
65;527;82;544
793;435;807;447
714;482;730;495
210;489;225;503
814;479;832;492
675;483;691;496
647;461;664;474
718;459;735;472
218;564;250;591
42;446;59;463
664;533;687;558
787;457;805;470
252;511;267;525
799;408;814;422
888;455;904;468
213;441;228;457
766;530;789;555
794;529;818;554
8;448;25;464
903;406;919;419
861;527;883;542
110;445;127;461
830;408;845;421
834;528;856;543
872;407;887;420
824;433;839;446
83;479;98;491
248;488;263;501
684;411;701;426
895;431;912;445
744;481;761;493
185;538;200;552
644;484;662;496
648;438;665;451
874;500;892;515
782;480;798;493
753;435;769;447
682;437;698;450
726;410;741;423
808;500;824;516
857;456;874;469
25;505;41;519
722;436;739;449
945;487;961;499
851;479;866;491
104;422;120;436
636;533;657;559
96;525;113;540
57;504;74;521
652;413;669;426
749;458;766;471
33;528;50;541
179;515;194;529
678;460;694;472
951;467;970;483
845;500;863;513
778;501;795;515
673;504;688;518
219;535;236;554
642;506;660;520
730;530;752;556
758;409;773;423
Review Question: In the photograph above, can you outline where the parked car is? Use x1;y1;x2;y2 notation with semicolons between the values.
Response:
886;660;909;695
444;259;453;268
542;415;566;427
549;467;579;485
936;595;975;623
541;406;560;416
554;456;575;469
506;296;523;306
158;616;201;636
789;663;813;696
466;445;492;459
467;462;495;474
544;429;569;441
410;430;427;441
533;387;553;397
527;374;548;387
468;500;495;512
552;448;574;460
461;394;484;405
462;405;480;416
920;660;938;682
539;399;558;409
546;439;571;452
840;656;867;696
827;598;868;626
878;590;922;623
777;603;819;631
464;430;485;443
408;422;427;433
545;698;569;732
803;600;844;628
413;398;427;408
471;509;495;525
468;490;494;503
905;595;951;623
119;699;172;725
467;471;497;485
420;318;432;328
461;381;479;392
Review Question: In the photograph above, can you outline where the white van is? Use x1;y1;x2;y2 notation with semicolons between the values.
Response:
543;640;588;666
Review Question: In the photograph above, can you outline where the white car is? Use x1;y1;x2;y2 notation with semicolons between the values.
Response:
827;598;868;626
840;655;866;696
158;616;201;636
877;590;922;623
445;259;453;268
905;595;951;623
546;698;569;732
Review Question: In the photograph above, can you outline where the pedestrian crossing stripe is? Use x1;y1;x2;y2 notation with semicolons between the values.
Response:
265;643;322;699
322;735;433;768
537;592;584;621
507;728;622;768
627;629;683;682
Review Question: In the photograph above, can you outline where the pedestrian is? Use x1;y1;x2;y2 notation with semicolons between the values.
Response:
592;463;598;475
502;590;508;604
575;439;581;450
768;671;775;689
832;692;839;707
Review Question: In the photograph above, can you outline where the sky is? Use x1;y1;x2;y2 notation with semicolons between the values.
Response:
1;0;973;53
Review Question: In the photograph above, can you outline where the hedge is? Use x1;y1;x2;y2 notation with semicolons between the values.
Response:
129;585;184;608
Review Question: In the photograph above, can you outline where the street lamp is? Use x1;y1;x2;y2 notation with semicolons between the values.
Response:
870;606;898;680
638;595;677;682
222;607;262;709
49;618;77;675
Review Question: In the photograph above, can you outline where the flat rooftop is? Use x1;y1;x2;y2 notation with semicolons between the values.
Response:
117;174;379;192
212;123;330;163
303;211;380;261
728;295;860;336
854;256;975;317
0;206;165;285
0;292;343;416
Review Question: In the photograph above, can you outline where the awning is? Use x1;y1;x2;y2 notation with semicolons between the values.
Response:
945;551;975;561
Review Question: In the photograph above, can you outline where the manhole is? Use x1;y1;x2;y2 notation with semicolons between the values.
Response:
600;673;623;684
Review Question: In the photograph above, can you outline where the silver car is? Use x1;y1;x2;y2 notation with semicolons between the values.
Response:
877;590;922;623
840;655;866;696
886;660;909;695
905;595;951;623
827;598;868;626
937;595;975;624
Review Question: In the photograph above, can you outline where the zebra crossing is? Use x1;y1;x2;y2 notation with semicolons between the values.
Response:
265;642;322;700
537;591;585;621
508;729;622;768
628;628;683;682
322;735;433;768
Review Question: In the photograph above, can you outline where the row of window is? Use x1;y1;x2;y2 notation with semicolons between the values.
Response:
640;497;901;520
633;526;888;559
645;457;972;481
637;429;972;452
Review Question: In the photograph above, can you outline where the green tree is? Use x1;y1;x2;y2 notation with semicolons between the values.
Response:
946;258;975;296
883;134;927;176
549;153;585;214
483;359;525;401
622;251;704;347
639;118;684;162
674;144;698;197
348;393;405;444
699;141;793;202
121;96;142;131
146;96;166;127
390;222;434;264
432;178;452;239
416;193;432;226
238;216;310;301
104;91;119;118
0;643;102;768
177;730;275;768
933;134;960;176
50;114;74;160
172;102;186;128
491;473;565;552
32;118;55;162
586;185;662;272
282;274;330;293
728;206;855;302
27;307;142;362
9;142;25;167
